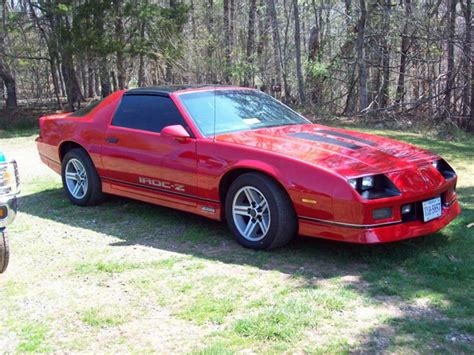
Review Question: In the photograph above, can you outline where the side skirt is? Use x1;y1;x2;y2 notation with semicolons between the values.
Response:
101;179;222;221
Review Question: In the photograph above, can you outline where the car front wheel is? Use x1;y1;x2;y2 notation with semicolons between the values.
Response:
225;172;297;250
61;148;103;206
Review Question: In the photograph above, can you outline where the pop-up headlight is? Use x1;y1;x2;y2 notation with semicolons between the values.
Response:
432;159;456;180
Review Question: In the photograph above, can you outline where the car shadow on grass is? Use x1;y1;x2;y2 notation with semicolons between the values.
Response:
16;186;474;352
16;187;457;274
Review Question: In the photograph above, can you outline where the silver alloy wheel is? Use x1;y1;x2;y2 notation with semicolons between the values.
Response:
232;186;271;242
65;158;88;199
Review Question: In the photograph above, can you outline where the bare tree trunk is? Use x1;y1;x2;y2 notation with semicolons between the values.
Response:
471;51;474;131
445;0;457;113
470;0;474;130
356;0;368;111
461;0;471;123
80;58;87;97
380;0;391;108
206;0;215;83
115;0;125;89
191;0;196;40
395;0;412;104
137;19;146;87
111;71;118;92
0;0;17;108
230;0;235;50
257;0;269;90
244;0;257;87
94;68;100;95
61;53;83;111
307;25;321;106
0;80;4;103
99;58;112;98
267;0;283;90
381;43;390;108
27;0;60;108
50;57;61;107
223;0;231;83
293;0;305;104
0;59;17;108
55;8;82;110
58;65;66;98
165;0;177;83
87;56;94;97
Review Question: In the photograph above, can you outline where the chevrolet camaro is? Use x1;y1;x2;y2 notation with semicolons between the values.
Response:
36;86;461;249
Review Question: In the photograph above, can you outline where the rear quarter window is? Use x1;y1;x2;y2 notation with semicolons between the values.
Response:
111;94;186;133
69;99;103;117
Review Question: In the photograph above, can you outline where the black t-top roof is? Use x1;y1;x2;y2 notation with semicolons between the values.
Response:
126;84;227;96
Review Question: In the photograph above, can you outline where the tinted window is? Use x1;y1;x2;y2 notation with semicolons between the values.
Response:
69;99;103;117
112;94;186;133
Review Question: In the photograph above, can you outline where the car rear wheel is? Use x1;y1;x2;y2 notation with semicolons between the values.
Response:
0;229;9;274
225;172;297;250
62;148;104;206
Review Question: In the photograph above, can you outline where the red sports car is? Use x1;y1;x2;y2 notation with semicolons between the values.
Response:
36;86;460;249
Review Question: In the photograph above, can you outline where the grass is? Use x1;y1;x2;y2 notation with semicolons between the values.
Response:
0;127;473;353
81;308;126;328
178;295;236;325
16;323;51;353
74;257;184;274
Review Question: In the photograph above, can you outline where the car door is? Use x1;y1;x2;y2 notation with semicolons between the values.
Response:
100;93;198;205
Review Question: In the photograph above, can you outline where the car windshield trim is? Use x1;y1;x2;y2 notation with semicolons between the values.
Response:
178;90;310;137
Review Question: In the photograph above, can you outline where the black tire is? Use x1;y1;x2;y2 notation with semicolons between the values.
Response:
61;148;104;206
225;172;297;250
0;229;9;274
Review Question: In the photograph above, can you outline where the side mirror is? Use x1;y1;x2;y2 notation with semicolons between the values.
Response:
160;125;191;141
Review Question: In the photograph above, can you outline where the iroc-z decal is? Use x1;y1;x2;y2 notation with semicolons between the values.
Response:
138;177;185;192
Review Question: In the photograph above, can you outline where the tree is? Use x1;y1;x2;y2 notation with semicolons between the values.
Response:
293;0;305;104
223;0;231;83
395;0;412;104
356;0;368;111
244;0;257;87
445;0;457;113
266;0;283;92
0;0;17;108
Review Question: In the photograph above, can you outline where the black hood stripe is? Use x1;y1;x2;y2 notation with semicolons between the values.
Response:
316;129;377;146
289;132;362;150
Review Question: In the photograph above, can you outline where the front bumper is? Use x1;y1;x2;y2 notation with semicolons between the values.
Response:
299;199;461;243
0;194;18;228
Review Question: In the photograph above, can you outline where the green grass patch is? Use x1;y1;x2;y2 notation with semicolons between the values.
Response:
178;295;236;325
16;323;51;353
81;308;126;328
74;257;183;274
233;296;318;342
305;339;351;354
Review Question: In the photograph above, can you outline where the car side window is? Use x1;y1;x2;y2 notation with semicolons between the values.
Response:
112;94;186;133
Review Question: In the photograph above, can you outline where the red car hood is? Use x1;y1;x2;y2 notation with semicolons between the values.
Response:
216;124;438;178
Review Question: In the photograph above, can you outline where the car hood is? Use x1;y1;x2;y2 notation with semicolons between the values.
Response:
215;124;439;177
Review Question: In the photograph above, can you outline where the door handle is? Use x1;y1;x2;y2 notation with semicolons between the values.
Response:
106;137;119;144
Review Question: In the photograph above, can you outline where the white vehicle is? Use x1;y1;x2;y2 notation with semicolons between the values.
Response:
0;156;20;274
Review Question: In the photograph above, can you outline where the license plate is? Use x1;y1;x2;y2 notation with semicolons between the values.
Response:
422;197;442;222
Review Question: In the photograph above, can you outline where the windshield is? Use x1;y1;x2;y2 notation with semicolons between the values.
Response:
178;90;309;136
